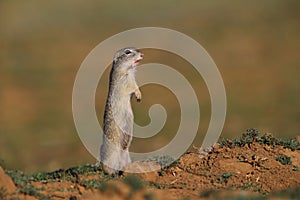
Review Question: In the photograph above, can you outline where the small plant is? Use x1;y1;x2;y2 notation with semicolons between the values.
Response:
25;164;103;183
5;169;30;187
220;129;300;151
123;175;145;200
149;181;168;189
211;172;234;184
237;181;264;193
168;159;181;168
257;133;277;147
56;187;65;192
158;170;164;176
235;128;260;147
276;154;292;165
16;184;51;200
220;128;259;148
67;188;75;192
292;165;298;171
276;138;300;151
65;164;101;176
258;133;300;151
18;184;39;196
98;182;108;192
123;175;145;191
5;170;52;200
80;179;106;190
219;138;235;148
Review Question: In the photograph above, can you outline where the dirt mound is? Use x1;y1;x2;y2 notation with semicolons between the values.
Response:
1;132;300;199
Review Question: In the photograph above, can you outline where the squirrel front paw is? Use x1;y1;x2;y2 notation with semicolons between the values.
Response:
134;89;141;102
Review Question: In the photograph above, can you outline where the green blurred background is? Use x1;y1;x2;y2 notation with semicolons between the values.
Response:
0;0;299;172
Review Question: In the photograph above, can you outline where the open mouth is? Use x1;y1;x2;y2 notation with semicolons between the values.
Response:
134;59;142;65
134;53;144;65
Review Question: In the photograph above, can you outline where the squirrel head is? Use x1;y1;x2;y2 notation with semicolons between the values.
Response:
112;47;144;74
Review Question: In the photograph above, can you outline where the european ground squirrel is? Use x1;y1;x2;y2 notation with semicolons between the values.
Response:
100;47;143;174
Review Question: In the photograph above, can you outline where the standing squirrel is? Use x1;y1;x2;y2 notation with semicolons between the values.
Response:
100;47;143;174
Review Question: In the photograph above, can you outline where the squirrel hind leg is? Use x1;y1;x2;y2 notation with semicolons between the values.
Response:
120;150;131;170
100;151;129;175
100;142;122;174
102;164;116;175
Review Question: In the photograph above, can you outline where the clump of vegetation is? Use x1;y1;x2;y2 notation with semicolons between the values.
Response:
31;164;103;182
17;185;51;200
211;172;234;184
238;128;260;146
81;179;107;191
5;164;104;199
220;128;300;151
274;138;299;151
292;165;298;171
123;175;145;191
158;169;164;176
220;128;259;148
5;169;31;187
148;182;168;189
237;182;264;194
257;133;277;146
122;175;146;200
17;185;37;196
275;154;292;165
257;133;300;150
158;159;181;176
4;169;51;199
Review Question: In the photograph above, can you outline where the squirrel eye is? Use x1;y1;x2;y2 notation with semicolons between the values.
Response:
125;50;132;55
